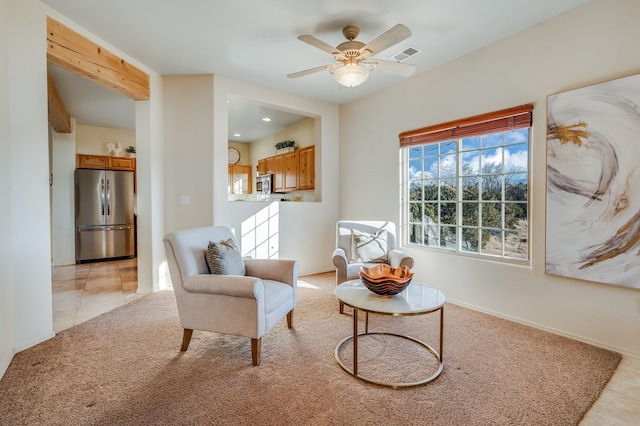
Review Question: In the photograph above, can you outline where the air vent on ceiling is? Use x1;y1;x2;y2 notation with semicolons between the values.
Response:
391;46;421;63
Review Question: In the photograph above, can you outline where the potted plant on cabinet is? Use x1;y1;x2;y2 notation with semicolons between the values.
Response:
275;140;295;155
125;146;136;158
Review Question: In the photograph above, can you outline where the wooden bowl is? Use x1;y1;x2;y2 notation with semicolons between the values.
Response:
359;265;413;295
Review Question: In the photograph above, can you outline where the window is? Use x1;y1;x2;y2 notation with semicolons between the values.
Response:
400;105;532;261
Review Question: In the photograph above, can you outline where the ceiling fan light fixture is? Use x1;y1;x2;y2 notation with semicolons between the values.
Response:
333;63;370;88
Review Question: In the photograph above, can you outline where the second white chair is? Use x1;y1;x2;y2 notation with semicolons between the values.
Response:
332;220;414;313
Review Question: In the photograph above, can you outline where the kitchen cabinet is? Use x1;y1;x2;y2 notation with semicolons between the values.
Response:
298;146;315;190
273;156;284;192
77;154;108;169
108;156;136;171
257;157;276;176
256;145;315;192
257;159;267;176
283;151;299;191
228;165;252;194
77;154;136;171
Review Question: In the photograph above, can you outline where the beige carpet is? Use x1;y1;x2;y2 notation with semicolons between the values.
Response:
0;272;621;425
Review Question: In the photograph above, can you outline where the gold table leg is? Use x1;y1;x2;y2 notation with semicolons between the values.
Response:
335;306;445;388
353;309;358;376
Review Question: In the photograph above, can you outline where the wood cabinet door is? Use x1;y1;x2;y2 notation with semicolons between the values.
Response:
257;159;267;176
108;156;136;171
273;156;284;192
265;157;275;175
77;154;107;169
298;146;315;190
284;151;298;191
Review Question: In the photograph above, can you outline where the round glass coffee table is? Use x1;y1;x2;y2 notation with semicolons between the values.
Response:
334;280;445;388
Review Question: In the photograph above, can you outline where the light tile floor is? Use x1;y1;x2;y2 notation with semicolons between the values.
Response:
50;264;639;423
580;356;640;425
51;258;144;333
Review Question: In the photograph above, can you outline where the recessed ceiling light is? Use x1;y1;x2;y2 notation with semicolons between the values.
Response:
262;117;271;122
233;133;241;137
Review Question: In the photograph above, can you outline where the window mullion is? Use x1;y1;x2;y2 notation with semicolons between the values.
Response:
456;138;463;253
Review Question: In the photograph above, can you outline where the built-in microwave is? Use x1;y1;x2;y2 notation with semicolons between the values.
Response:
256;173;273;195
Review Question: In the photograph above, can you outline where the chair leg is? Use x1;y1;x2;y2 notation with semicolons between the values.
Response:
251;338;262;366
287;310;294;328
181;329;193;351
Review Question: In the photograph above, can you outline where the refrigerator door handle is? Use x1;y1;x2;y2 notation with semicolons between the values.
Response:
106;178;111;216
100;178;105;216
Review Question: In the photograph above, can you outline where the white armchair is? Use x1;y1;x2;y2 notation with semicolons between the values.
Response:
332;220;414;313
163;226;298;365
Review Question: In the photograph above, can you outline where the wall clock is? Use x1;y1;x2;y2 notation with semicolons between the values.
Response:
228;147;240;165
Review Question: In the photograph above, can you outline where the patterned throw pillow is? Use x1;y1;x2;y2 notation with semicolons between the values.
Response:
205;238;246;275
350;229;388;263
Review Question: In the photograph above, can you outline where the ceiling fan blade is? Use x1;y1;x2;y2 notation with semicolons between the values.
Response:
366;60;416;77
298;35;343;57
359;24;412;59
287;64;336;79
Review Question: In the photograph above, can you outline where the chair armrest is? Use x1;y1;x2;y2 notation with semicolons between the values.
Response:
333;248;350;284
388;249;414;269
332;248;348;269
183;274;264;299
244;259;299;286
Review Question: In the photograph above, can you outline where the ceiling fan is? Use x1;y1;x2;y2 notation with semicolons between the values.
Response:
288;24;417;88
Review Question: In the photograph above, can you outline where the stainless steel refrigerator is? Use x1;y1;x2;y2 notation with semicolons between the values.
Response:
75;168;135;262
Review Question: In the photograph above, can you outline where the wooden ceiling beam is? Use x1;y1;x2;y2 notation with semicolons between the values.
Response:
46;17;150;101
47;72;71;133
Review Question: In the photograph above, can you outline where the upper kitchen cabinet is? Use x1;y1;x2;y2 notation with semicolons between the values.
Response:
283;151;299;191
108;156;136;171
298;146;315;191
257;145;315;192
273;155;285;192
77;154;136;172
76;154;108;169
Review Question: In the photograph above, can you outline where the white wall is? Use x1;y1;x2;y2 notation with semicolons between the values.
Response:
161;74;338;274
51;119;77;265
251;117;315;163
7;0;55;354
339;0;640;356
0;0;15;377
0;0;165;378
163;75;215;235
75;125;136;155
135;83;165;293
228;141;251;166
213;76;339;275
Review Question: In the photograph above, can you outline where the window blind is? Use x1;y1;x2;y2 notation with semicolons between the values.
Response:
399;104;533;147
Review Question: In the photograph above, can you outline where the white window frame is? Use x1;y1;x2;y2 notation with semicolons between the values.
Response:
400;129;531;264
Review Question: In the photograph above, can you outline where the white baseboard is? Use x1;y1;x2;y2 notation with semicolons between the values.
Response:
0;348;15;380
447;298;638;359
13;331;55;353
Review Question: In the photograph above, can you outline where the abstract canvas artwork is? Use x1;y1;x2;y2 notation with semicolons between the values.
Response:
546;73;640;289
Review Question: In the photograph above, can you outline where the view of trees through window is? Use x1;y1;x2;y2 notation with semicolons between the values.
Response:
406;128;529;260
